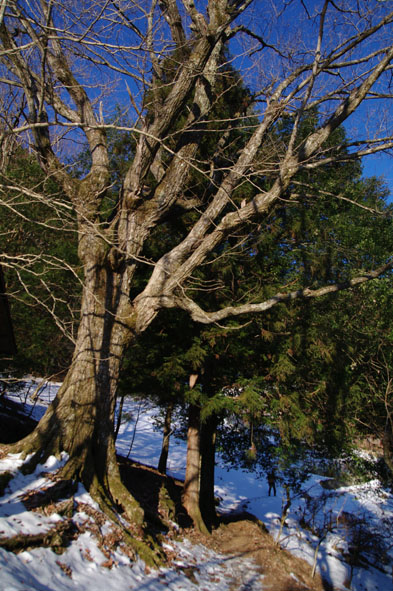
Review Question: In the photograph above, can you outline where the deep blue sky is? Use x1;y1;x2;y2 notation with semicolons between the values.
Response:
362;153;393;202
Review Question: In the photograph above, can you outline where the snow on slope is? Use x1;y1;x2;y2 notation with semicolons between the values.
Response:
1;378;392;591
0;455;262;591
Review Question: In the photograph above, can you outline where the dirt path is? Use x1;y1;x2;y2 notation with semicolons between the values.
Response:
119;457;332;590
186;515;330;591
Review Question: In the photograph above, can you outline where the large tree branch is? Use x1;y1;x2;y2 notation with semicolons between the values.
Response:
116;40;225;265
0;21;74;192
183;0;207;35
301;44;393;159
124;0;255;193
0;4;109;203
139;34;393;307
45;42;109;176
123;34;215;194
163;259;393;325
159;0;187;48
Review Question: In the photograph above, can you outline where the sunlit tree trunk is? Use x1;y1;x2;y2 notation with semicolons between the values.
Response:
182;404;209;534
114;395;125;441
10;261;145;527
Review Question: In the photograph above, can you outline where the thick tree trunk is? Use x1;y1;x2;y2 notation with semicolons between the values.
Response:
182;404;209;534
199;415;219;530
158;401;174;474
6;265;150;538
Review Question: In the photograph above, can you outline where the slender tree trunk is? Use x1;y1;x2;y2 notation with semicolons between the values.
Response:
0;264;17;355
114;395;125;441
383;417;393;479
182;404;209;534
158;401;174;474
199;414;218;530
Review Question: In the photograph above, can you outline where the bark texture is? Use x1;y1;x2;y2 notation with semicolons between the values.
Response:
182;404;209;534
8;263;151;555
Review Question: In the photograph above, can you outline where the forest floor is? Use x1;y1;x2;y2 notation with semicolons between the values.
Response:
2;383;392;591
120;456;329;591
0;398;328;590
188;518;329;591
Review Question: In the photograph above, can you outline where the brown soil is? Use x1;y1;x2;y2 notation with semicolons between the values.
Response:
187;516;331;591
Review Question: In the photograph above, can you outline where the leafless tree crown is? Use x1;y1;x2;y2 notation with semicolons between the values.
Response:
1;0;393;328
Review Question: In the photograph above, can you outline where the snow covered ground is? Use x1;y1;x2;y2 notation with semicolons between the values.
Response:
1;378;392;591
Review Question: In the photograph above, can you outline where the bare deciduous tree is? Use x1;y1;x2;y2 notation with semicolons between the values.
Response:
1;0;393;552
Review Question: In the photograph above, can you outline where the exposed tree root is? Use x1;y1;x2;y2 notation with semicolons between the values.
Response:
21;478;78;511
0;520;78;553
1;443;165;567
3;422;63;474
88;474;165;567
